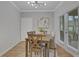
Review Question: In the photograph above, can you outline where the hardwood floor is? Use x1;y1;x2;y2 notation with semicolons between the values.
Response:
2;41;73;57
2;41;25;57
56;45;73;57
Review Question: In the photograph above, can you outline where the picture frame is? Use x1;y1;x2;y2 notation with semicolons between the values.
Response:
37;17;49;31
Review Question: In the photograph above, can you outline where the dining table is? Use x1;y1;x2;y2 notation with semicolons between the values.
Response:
35;34;52;57
26;31;54;57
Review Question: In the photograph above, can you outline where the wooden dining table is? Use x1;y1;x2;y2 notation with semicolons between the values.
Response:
26;32;54;57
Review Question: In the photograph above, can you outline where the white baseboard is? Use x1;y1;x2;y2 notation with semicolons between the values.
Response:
55;40;64;48
21;39;25;41
0;41;20;56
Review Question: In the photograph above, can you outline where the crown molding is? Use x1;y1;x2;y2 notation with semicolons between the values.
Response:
54;1;64;11
9;1;21;12
21;10;54;12
9;1;54;12
9;1;63;12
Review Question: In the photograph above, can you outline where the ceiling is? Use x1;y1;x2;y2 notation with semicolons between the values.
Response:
11;1;63;12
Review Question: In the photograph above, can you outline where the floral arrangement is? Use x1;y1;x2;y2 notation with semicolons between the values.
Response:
38;27;44;32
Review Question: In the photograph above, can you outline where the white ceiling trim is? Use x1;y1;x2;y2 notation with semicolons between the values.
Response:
53;1;63;11
10;1;54;12
21;10;54;12
9;1;21;12
9;1;63;12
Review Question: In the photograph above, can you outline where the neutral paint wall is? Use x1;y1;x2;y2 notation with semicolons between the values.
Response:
0;2;20;55
21;17;33;40
21;12;54;41
54;1;79;56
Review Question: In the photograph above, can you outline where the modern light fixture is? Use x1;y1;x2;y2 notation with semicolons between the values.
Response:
27;1;47;8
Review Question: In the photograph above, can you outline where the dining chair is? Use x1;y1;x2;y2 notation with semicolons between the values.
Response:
49;35;57;57
27;32;50;57
27;33;42;57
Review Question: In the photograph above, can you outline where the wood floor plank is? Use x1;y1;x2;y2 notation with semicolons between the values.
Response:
2;41;73;57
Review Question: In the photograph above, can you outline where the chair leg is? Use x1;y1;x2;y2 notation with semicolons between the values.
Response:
54;48;56;57
30;49;32;57
25;38;29;57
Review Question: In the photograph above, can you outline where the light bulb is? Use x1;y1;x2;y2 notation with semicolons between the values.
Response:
31;4;34;6
27;2;30;4
44;3;46;6
35;6;38;8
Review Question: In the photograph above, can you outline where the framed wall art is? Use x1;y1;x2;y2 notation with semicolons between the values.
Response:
37;17;49;32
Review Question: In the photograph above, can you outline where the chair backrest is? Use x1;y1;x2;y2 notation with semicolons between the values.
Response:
27;31;35;35
50;35;56;48
27;32;41;47
27;31;35;39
